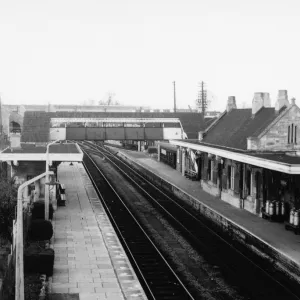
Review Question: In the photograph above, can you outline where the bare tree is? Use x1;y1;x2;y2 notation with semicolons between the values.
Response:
99;92;120;106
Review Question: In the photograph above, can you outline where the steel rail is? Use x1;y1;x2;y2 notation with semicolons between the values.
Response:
79;141;300;300
81;146;195;300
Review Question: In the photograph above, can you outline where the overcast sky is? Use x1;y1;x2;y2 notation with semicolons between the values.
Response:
0;0;299;110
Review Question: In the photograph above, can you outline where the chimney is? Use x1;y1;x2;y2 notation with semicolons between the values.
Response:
275;90;289;112
226;96;237;112
291;98;296;105
252;92;264;115
198;131;204;141
262;92;271;107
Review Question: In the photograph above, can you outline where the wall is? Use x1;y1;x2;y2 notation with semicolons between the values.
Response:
163;128;182;139
49;128;66;140
125;128;144;140
257;106;300;150
221;189;240;208
145;128;163;140
66;127;86;140
86;128;105;140
105;128;125;140
243;196;256;213
201;180;220;197
10;134;21;148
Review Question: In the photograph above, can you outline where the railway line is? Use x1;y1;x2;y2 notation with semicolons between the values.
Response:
77;140;300;300
81;143;194;300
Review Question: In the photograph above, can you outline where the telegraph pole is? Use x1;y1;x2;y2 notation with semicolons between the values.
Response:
173;81;177;113
196;81;207;116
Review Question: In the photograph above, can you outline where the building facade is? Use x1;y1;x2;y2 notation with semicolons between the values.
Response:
163;90;300;218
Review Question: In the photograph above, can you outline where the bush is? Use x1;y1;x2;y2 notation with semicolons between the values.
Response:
0;176;17;242
24;244;54;276
30;219;53;241
32;201;53;220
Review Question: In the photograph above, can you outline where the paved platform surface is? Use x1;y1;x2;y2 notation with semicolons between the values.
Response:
50;162;147;300
114;148;300;267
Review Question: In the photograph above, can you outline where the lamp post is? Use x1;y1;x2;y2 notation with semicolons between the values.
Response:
45;139;60;220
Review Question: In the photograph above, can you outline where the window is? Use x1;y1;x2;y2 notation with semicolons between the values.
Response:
207;159;212;180
210;160;214;181
227;166;231;189
288;123;297;144
230;166;235;190
246;170;251;196
228;165;234;190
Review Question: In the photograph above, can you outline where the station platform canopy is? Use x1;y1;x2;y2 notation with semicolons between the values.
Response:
0;142;83;162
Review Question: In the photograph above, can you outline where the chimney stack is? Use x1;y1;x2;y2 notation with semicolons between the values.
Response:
262;92;271;107
252;92;264;115
226;96;237;112
291;98;296;105
275;90;289;112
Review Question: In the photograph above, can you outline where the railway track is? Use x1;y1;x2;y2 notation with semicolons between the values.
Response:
77;140;300;300
81;144;194;300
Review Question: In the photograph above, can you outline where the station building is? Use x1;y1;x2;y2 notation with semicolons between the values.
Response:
159;90;300;217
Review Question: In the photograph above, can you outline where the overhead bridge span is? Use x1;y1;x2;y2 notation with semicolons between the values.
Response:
50;117;183;141
20;111;205;143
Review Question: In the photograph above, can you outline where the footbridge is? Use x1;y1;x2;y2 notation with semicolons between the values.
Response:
21;111;205;144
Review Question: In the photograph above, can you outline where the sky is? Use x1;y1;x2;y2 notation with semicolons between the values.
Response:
0;0;299;111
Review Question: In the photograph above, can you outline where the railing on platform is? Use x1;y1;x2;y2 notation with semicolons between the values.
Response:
15;171;54;300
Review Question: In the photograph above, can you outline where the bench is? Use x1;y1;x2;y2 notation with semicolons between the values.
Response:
184;170;198;181
58;193;66;207
57;183;66;206
284;221;300;235
59;184;66;194
261;208;284;223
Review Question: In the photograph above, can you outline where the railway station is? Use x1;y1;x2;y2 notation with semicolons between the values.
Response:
1;95;300;299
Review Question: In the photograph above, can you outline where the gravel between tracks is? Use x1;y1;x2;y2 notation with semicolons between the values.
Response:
91;153;247;300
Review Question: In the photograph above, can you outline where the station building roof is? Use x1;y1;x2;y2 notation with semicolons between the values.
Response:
201;107;282;150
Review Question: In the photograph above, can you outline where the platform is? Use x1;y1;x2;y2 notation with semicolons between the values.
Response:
50;162;147;300
112;148;300;278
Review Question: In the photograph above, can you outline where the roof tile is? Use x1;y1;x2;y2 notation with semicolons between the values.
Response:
202;107;282;150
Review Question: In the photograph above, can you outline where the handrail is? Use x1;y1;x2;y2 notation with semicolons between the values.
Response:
45;139;60;220
15;171;54;300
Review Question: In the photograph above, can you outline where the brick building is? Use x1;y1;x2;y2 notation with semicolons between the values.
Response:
162;90;300;217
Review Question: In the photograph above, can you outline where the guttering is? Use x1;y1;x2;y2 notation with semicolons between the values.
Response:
169;140;300;174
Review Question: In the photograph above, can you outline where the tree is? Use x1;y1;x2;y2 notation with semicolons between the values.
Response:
99;92;120;106
0;175;17;242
